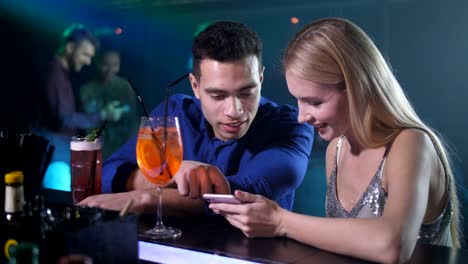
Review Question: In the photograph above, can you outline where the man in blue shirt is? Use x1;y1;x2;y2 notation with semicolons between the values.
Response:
80;21;314;216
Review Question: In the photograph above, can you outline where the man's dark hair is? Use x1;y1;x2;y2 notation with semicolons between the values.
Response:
192;21;263;80
60;24;99;49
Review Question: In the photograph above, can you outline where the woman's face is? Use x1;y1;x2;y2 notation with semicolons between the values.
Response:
286;71;349;141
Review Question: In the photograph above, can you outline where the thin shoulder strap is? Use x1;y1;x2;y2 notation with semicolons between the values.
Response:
335;136;345;165
377;138;396;179
329;136;345;187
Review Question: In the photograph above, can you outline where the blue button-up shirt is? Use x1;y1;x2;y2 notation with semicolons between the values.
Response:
103;94;314;210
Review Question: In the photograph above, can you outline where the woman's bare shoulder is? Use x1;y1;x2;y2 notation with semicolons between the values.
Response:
385;128;439;180
392;128;435;153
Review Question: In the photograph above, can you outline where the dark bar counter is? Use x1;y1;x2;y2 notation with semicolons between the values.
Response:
41;189;468;264
140;215;468;264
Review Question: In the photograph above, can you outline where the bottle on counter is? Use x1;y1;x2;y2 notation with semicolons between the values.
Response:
4;171;25;223
6;241;40;264
2;171;26;262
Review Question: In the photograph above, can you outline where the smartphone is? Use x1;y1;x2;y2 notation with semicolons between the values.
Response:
202;194;242;204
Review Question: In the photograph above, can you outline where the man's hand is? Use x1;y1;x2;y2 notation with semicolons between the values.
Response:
78;189;156;214
165;160;231;198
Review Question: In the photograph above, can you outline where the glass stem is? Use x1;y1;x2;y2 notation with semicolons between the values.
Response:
155;185;166;231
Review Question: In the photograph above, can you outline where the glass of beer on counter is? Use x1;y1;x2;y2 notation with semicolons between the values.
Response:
70;137;102;204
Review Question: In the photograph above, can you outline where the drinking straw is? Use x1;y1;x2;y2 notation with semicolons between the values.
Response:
128;74;188;177
128;79;153;122
95;121;107;139
162;74;189;178
127;79;165;174
163;73;189;130
119;199;134;217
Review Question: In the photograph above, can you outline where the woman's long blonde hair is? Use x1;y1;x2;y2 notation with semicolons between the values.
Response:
283;17;461;247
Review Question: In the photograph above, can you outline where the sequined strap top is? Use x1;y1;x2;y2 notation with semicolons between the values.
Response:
325;136;452;247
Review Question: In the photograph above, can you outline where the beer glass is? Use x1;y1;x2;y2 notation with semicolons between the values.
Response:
136;116;183;239
70;137;102;204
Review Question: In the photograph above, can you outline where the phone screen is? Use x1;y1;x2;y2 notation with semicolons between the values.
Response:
202;194;242;204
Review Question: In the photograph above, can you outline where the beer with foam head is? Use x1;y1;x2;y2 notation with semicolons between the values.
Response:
70;137;102;204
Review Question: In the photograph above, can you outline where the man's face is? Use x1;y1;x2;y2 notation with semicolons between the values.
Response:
189;55;264;141
68;40;95;72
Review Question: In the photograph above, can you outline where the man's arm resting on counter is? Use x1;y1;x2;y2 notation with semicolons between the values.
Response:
126;168;154;190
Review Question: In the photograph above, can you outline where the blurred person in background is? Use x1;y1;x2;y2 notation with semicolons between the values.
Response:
80;49;137;160
36;24;127;191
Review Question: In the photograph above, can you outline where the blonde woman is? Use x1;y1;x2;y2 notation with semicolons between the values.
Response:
209;17;461;263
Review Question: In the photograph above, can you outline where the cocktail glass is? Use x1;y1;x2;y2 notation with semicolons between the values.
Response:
136;116;183;239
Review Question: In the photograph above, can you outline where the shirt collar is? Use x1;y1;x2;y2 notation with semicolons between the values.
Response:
195;96;267;146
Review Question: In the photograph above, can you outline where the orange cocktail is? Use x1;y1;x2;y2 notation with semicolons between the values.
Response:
136;116;184;240
136;126;183;185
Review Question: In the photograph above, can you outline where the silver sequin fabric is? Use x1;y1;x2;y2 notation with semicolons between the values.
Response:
325;136;452;246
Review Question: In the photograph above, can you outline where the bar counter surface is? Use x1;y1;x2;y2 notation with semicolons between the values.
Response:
140;216;468;264
44;189;468;264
